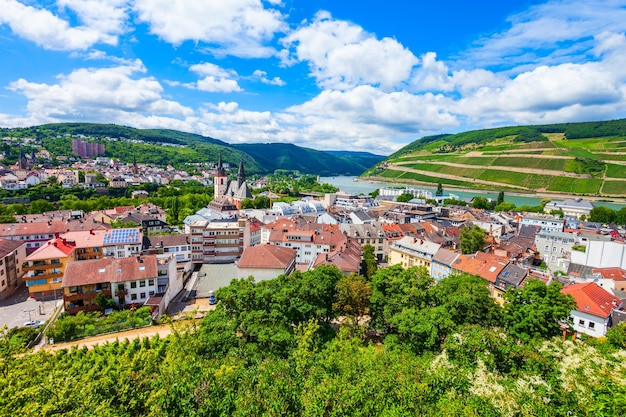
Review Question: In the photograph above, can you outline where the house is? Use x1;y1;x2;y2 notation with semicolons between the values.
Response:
237;244;297;282
534;230;577;272
339;223;386;261
144;233;192;272
431;248;460;281
62;254;178;315
0;239;27;300
544;199;594;219
519;216;564;232
23;228;143;299
388;236;441;272
0;221;68;254
561;282;623;338
189;219;247;264
311;238;362;276
492;263;528;305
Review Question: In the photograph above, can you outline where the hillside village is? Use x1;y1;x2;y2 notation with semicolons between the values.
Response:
0;150;625;343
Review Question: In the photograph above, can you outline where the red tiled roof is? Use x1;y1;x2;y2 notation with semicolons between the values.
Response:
592;267;626;281
0;221;67;238
561;282;622;318
238;244;296;269
25;239;76;261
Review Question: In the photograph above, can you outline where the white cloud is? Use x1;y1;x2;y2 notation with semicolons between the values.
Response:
462;0;626;71
0;0;128;50
7;61;193;123
280;11;418;90
252;69;286;86
187;63;242;93
133;0;285;58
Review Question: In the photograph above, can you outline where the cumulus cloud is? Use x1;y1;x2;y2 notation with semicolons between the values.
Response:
186;63;242;93
7;61;193;123
133;0;285;58
0;0;128;50
280;11;418;91
252;70;286;86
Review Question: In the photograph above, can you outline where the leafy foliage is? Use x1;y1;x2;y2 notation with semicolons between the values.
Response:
459;224;486;254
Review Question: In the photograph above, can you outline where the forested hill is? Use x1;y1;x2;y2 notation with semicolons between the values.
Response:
362;118;626;197
1;123;383;176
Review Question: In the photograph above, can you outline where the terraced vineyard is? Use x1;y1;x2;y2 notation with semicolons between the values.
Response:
362;119;626;197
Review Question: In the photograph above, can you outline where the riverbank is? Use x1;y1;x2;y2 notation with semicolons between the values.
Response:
321;176;626;209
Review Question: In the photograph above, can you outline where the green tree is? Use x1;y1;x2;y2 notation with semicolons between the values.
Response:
497;190;504;205
494;201;516;212
29;199;56;214
589;206;616;224
360;244;377;280
503;279;575;343
436;182;443;196
396;192;414;203
94;293;117;310
458;224;486;254
471;196;491;210
333;274;371;326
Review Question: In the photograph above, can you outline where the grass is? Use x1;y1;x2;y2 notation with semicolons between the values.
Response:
601;180;626;196
605;164;626;179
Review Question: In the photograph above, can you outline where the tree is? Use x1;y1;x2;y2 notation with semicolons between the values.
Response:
497;191;504;205
494;201;516;212
94;293;117;310
589;206;616;224
436;182;443;196
458;225;486;254
360;244;377;280
471;196;491;210
396;192;414;203
503;279;575;343
29;199;56;214
333;274;371;326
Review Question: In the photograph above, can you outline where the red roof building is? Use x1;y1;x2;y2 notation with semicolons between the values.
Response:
561;282;623;337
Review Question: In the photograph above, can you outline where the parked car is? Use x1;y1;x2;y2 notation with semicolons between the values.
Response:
23;320;43;329
209;290;217;305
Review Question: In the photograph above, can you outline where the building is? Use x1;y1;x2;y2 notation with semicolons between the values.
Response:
0;221;68;254
236;244;297;281
492;263;528;305
544;198;594;219
570;240;626;270
561;282;623;338
189;219;246;264
62;254;178;314
0;239;27;300
23;228;143;299
72;139;105;158
534;230;577;272
339;223;386;261
324;193;379;211
519;216;564;232
213;156;252;210
388;236;441;272
311;238;362;276
431;248;460;281
144;234;192;272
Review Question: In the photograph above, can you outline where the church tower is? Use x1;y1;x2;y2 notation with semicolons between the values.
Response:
214;153;228;198
237;158;246;188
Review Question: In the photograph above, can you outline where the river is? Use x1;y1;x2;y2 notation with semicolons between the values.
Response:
320;176;626;210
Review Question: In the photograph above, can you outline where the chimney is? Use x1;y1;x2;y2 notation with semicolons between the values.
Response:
55;232;59;239
136;255;143;263
89;229;95;235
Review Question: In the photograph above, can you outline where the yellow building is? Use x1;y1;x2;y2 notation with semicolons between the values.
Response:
388;236;441;271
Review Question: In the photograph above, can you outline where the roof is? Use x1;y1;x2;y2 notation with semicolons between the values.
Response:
592;267;626;281
561;282;622;318
452;255;505;283
238;244;297;269
63;255;159;287
146;233;190;248
0;221;68;238
25;239;77;261
0;238;24;257
432;248;460;266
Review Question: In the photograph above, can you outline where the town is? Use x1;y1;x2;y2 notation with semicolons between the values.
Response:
1;139;625;347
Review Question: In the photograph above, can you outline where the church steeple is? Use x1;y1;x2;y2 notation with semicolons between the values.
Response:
214;153;228;198
237;158;246;187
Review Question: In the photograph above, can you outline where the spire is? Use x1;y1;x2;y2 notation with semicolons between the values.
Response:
216;153;226;177
237;158;246;187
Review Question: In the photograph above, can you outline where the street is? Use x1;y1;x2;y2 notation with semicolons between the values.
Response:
0;284;61;330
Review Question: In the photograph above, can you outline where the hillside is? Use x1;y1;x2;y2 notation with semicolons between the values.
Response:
362;118;626;197
1;123;382;176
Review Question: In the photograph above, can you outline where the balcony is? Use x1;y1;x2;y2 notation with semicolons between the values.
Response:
64;289;111;302
23;263;59;272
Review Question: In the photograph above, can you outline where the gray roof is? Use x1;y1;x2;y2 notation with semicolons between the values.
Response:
433;248;459;266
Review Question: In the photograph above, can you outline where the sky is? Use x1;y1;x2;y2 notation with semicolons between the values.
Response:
1;1;626;156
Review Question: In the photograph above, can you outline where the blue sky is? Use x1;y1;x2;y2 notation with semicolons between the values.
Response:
1;0;626;155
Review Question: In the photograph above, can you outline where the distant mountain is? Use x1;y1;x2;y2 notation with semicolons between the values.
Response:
361;118;626;197
232;143;384;176
2;123;380;176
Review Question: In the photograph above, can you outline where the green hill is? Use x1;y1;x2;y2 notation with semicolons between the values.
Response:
362;118;626;197
2;123;382;176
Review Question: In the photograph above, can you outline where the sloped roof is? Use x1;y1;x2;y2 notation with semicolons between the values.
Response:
0;238;24;257
63;255;159;287
561;282;622;318
238;244;296;269
433;248;459;266
25;239;76;261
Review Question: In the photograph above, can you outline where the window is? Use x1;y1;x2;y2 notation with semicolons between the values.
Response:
552;247;557;252
140;280;146;287
545;245;549;251
140;292;146;299
148;279;154;286
130;282;137;288
579;319;585;326
149;291;155;296
588;322;595;329
131;294;137;301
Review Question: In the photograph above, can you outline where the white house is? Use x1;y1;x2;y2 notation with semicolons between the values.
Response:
561;282;622;338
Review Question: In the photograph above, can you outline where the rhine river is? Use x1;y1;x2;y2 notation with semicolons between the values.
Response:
320;176;626;210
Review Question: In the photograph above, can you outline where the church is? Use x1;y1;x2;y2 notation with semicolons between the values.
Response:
212;154;252;210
